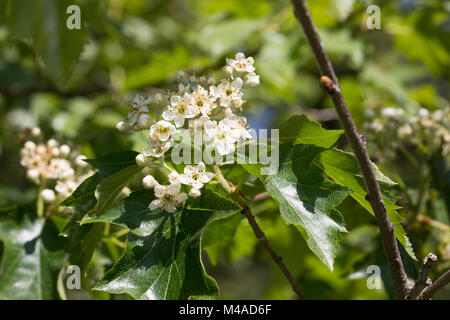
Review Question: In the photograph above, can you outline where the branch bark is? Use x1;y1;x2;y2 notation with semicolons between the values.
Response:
408;253;437;299
213;165;307;300
417;269;450;300
291;0;410;299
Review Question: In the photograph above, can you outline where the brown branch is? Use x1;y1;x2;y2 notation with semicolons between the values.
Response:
418;269;450;300
408;253;437;299
241;205;307;300
291;0;410;299
212;165;306;300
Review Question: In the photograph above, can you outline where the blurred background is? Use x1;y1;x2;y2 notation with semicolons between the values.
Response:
0;0;449;299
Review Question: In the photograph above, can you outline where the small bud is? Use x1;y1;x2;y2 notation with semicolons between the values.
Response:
24;141;36;150
75;155;88;167
27;168;40;183
60;144;71;157
138;114;152;129
31;127;41;137
51;147;60;157
142;175;158;189
189;188;201;198
41;189;56;203
116;121;130;132
176;70;187;82
135;154;152;167
47;139;58;148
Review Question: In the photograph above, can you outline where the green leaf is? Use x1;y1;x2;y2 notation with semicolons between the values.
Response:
202;214;243;266
263;144;351;270
61;151;141;268
83;190;238;299
280;115;344;148
188;18;264;57
0;215;64;299
316;149;416;260
5;0;100;89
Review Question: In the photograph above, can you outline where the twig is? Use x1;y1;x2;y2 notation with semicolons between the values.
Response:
212;165;307;300
252;192;271;202
417;215;450;232
408;253;437;299
241;205;307;300
291;0;410;299
418;269;450;300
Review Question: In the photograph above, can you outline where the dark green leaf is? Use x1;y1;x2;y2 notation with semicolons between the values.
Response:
0;215;64;299
316;149;416;260
263;144;351;270
83;189;239;299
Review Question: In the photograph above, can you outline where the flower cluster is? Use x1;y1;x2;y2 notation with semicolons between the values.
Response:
20;130;93;203
116;52;259;212
364;106;450;160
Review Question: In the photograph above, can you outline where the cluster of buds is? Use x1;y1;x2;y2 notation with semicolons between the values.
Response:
116;52;259;212
364;106;450;159
20;129;93;203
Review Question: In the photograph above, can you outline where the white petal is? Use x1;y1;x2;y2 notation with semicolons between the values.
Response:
200;172;214;183
149;199;162;211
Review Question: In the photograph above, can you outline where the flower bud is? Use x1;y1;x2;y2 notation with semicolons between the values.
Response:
135;154;152;167
116;121;130;132
27;168;40;183
142;175;158;189
24;141;36;150
75;155;88;167
47;139;58;148
189;188;201;198
60;144;71;157
31;127;41;137
41;189;56;203
138;114;152;129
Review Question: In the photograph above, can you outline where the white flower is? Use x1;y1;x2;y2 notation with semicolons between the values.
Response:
131;93;151;109
168;171;181;184
189;188;201;198
190;85;216;116
143;138;173;158
381;107;403;118
41;189;56;203
226;52;255;73
55;180;78;199
245;72;260;87
143;175;159;189
220;115;252;141
397;123;413;138
149;183;187;213
208;121;238;155
179;162;214;189
162;93;197;127
149;120;176;141
418;108;429;117
210;78;244;110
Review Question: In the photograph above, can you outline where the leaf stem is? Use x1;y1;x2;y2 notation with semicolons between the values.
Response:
291;0;410;298
212;164;307;300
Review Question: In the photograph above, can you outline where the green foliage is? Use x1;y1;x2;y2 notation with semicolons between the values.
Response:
0;214;64;299
82;189;240;299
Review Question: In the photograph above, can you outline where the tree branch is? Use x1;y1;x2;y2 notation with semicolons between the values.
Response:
417;269;450;300
291;0;410;299
213;165;307;300
408;253;437;299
